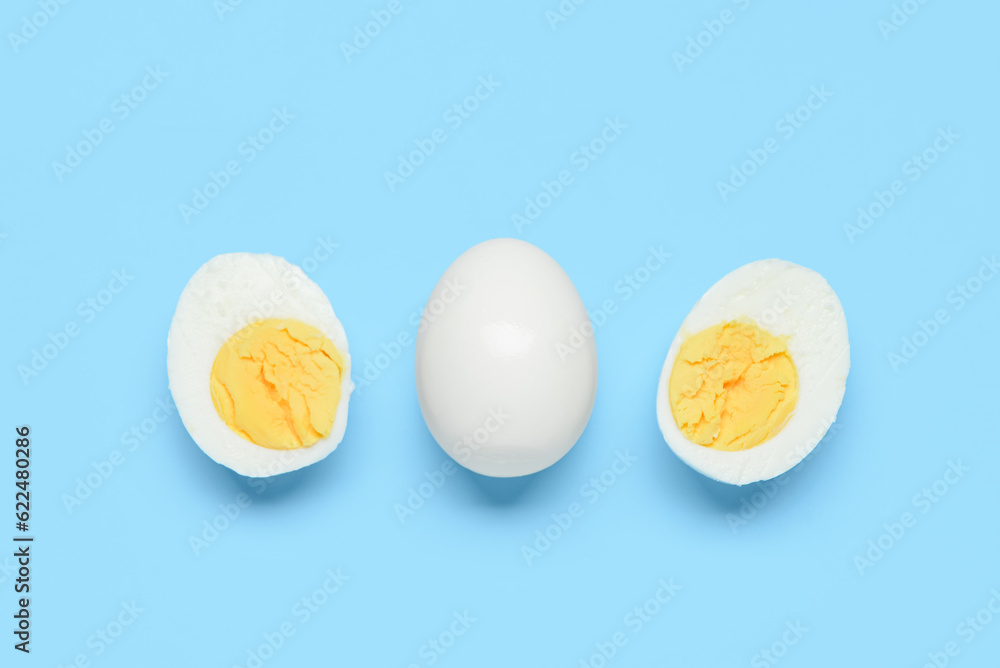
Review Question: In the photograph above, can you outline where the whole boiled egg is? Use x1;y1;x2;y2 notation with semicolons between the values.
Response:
415;239;598;477
168;253;353;477
656;259;849;485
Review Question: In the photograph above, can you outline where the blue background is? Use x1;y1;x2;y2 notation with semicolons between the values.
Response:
3;1;999;666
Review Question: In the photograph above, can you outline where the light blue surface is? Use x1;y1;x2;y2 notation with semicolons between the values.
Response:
3;1;999;666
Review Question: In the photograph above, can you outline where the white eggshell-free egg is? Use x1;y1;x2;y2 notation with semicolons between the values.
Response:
415;239;598;477
656;259;850;486
167;253;353;477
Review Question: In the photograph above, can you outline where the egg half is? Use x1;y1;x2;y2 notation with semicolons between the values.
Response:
656;259;849;485
167;253;353;477
415;239;598;477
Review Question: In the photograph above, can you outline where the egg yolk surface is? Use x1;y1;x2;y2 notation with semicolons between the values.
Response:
210;318;344;450
668;320;798;452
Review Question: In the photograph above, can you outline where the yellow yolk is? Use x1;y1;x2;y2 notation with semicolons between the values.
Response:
210;318;344;450
668;320;798;452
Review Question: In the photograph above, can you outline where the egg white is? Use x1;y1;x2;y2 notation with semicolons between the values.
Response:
655;259;849;486
415;238;598;478
167;253;353;477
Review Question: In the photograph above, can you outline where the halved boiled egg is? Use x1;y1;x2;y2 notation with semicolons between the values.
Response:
167;253;353;477
656;259;849;485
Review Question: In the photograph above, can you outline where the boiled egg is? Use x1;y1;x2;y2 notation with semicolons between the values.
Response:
167;253;352;477
656;259;849;485
415;239;598;477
